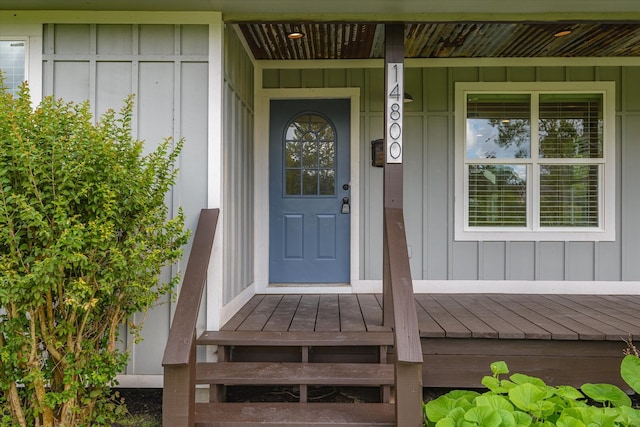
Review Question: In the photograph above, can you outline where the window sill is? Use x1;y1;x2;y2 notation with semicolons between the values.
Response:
455;228;616;242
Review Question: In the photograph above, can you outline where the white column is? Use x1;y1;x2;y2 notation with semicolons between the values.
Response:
206;17;225;332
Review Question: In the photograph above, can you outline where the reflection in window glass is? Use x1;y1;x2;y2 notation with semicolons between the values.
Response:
318;142;335;168
466;94;531;159
468;164;527;227
284;114;336;196
539;94;603;159
302;141;318;168
0;40;26;96
286;170;301;195
285;141;301;167
302;170;318;195
319;170;335;195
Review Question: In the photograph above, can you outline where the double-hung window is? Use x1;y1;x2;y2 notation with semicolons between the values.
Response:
0;39;27;95
455;82;615;241
0;22;42;102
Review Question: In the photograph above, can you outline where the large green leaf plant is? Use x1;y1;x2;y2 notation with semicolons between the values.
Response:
0;81;189;426
424;356;640;427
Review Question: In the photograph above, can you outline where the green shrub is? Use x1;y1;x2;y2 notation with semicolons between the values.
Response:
0;81;189;426
424;356;640;427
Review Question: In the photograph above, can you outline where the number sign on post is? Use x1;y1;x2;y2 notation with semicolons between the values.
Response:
386;62;403;164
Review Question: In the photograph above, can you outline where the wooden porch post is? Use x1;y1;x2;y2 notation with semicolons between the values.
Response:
382;24;424;427
383;23;405;329
162;333;196;427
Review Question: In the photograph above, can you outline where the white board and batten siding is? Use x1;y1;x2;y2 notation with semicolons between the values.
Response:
38;17;253;381
262;64;640;293
43;23;211;378
222;25;255;307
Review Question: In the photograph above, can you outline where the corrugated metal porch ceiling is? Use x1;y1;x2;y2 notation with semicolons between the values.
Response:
237;22;640;60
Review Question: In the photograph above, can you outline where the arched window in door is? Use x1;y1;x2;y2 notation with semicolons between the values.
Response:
283;113;336;196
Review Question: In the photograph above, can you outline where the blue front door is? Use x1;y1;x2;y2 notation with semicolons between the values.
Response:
269;99;351;283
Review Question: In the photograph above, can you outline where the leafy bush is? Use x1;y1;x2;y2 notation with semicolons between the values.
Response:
424;356;640;427
0;82;189;426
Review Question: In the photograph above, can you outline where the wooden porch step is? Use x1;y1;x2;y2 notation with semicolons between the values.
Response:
196;362;394;386
197;331;394;347
194;402;395;426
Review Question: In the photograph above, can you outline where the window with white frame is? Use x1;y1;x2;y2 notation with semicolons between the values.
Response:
455;82;615;241
0;39;27;95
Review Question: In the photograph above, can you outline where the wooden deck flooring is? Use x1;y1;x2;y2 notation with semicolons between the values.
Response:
222;294;640;388
223;294;640;341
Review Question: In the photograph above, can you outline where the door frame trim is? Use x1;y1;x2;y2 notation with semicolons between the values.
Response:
254;88;361;293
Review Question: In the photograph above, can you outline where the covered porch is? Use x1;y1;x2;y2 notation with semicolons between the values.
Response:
163;208;638;425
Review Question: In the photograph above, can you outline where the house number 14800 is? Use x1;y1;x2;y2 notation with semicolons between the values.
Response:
386;63;403;164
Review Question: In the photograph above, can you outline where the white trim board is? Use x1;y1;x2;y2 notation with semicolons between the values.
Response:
219;282;256;327
262;284;353;294
256;57;640;70
0;11;221;24
350;280;640;295
253;87;362;294
245;279;640;295
115;374;163;389
206;17;225;332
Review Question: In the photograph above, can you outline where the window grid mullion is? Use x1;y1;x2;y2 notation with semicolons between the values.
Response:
531;92;540;231
599;163;605;229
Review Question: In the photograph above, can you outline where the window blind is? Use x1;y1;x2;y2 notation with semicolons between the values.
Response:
468;164;527;227
539;94;603;159
539;165;599;227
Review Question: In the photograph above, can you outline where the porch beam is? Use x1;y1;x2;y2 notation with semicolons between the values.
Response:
3;5;640;22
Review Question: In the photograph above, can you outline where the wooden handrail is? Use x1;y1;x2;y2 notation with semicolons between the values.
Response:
163;208;219;366
383;206;423;427
163;208;219;427
384;207;423;364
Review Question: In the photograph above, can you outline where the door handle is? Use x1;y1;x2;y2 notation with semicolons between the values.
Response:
341;197;350;214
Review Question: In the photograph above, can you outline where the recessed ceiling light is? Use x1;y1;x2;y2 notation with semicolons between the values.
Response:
554;30;572;37
287;31;304;40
